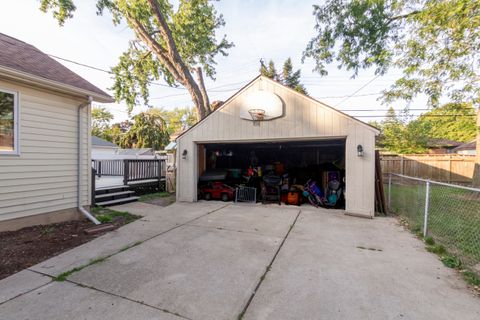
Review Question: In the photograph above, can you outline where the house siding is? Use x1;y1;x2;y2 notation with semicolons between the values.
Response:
176;77;377;217
0;79;91;222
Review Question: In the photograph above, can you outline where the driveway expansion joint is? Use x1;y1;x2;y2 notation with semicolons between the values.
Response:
185;223;284;239
67;279;193;320
237;209;302;319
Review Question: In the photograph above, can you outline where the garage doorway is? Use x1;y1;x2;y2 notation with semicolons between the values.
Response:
197;139;346;209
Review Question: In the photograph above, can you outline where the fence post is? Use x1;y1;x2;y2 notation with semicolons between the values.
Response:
91;168;96;207
98;161;102;178
423;180;430;237
157;159;162;191
388;173;392;210
123;160;129;185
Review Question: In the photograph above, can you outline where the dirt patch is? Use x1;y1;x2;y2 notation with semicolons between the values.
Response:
144;196;176;207
0;213;139;280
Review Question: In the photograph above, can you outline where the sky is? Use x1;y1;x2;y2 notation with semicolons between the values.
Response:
0;0;427;123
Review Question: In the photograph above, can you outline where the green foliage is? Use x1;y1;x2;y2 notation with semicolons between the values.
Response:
426;244;446;255
424;236;435;246
462;271;480;286
91;106;114;139
441;255;462;269
260;58;307;94
160;107;197;135
410;103;477;143
304;0;480;106
377;107;429;154
139;191;171;201
39;0;233;116
119;108;169;150
92;207;140;224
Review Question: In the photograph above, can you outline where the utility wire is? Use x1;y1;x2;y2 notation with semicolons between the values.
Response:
333;75;380;107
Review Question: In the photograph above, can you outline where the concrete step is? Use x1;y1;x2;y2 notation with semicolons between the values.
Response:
95;190;135;200
95;196;140;207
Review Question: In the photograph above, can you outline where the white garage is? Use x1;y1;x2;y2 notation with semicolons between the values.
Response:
176;75;379;218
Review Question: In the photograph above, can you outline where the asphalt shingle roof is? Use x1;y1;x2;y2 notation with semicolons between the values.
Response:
0;33;110;99
92;136;118;148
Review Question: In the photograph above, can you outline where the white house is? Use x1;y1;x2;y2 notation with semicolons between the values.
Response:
176;75;379;218
0;33;113;231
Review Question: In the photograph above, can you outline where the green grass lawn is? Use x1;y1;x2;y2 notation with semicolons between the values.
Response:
139;192;172;202
388;183;480;268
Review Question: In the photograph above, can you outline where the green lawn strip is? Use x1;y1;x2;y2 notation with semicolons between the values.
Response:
139;192;171;202
390;184;480;289
92;207;141;224
390;184;480;266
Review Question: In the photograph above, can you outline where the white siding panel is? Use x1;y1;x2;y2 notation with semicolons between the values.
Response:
0;79;91;222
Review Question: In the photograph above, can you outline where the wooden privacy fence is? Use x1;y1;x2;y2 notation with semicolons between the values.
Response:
380;154;475;183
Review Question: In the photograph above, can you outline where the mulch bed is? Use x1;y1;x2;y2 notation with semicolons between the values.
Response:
0;216;133;280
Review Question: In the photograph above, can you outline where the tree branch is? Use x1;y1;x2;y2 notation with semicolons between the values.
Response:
388;10;422;23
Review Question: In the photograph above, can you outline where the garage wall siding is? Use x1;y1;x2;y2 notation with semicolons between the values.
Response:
177;77;378;217
0;79;91;222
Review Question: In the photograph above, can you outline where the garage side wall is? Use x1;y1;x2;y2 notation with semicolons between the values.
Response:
176;77;377;217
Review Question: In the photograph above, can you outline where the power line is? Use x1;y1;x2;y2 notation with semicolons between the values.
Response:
333;75;380;107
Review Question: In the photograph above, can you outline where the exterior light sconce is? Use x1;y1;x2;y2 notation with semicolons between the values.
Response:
182;149;188;159
357;144;364;157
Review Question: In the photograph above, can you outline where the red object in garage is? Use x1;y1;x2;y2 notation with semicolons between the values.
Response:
200;182;235;201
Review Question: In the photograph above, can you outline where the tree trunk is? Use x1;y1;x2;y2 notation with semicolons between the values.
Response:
194;67;211;114
137;0;211;120
472;108;480;187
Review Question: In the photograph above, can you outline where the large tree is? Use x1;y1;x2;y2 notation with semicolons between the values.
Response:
91;106;114;139
40;0;233;120
411;103;477;143
120;108;169;150
260;58;307;94
303;0;480;183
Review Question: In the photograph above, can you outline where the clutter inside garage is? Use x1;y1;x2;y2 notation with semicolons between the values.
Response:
198;139;346;209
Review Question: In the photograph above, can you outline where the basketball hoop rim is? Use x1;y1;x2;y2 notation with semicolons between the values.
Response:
248;108;266;121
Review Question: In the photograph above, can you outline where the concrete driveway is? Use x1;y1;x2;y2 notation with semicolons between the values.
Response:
1;202;479;320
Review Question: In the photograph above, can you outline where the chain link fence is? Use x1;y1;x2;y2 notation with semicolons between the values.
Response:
386;173;480;273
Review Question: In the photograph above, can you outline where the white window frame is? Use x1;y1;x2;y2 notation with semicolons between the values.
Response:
0;88;19;156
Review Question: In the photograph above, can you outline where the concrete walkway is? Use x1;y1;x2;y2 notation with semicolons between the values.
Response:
1;202;479;320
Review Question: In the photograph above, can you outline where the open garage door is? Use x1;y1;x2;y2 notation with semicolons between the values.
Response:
197;139;346;209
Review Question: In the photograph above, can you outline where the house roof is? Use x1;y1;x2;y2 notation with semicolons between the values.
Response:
176;75;380;140
117;148;153;155
0;33;112;102
452;140;476;152
92;136;118;148
426;138;463;148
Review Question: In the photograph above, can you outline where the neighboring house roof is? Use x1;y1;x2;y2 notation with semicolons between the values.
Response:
117;148;154;156
452;140;476;152
165;141;177;151
176;75;380;140
0;33;113;103
92;136;118;148
426;138;463;148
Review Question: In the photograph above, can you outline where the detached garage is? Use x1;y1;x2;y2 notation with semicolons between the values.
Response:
176;75;379;218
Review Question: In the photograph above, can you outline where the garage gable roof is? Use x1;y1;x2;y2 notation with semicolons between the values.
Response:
177;75;380;140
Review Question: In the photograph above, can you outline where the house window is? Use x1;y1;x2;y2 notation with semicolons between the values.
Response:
0;89;18;154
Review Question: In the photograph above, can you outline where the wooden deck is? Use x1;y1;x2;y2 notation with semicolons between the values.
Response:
95;176;164;190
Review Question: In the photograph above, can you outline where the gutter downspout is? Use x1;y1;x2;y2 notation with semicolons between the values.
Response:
78;97;100;225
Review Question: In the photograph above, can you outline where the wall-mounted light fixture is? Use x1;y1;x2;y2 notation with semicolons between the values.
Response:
357;144;364;157
182;149;188;159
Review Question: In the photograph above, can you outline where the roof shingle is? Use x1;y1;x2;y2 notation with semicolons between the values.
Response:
0;33;111;99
